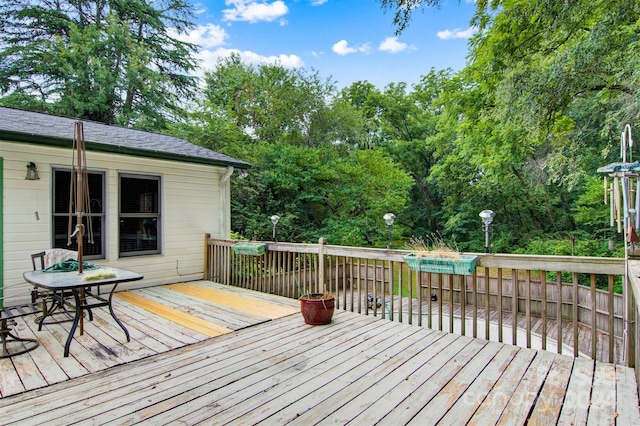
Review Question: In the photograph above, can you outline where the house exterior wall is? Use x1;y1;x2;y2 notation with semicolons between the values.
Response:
1;140;227;305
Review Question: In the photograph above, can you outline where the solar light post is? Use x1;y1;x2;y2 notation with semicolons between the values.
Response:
270;215;280;241
384;213;396;249
479;210;495;254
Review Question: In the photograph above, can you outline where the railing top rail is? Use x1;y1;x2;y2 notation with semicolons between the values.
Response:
478;253;625;275
628;260;640;311
207;237;625;275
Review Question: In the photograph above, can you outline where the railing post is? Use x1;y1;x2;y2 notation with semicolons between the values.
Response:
204;233;211;281
626;266;636;368
319;237;326;293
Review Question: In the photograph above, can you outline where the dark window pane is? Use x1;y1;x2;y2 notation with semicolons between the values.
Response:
119;174;161;256
121;177;159;214
53;170;71;214
54;216;103;256
52;169;104;258
54;170;103;214
119;218;158;253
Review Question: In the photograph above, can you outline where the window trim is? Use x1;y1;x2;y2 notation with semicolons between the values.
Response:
118;173;162;257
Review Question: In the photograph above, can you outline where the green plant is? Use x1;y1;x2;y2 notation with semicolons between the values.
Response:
404;234;460;259
82;268;117;281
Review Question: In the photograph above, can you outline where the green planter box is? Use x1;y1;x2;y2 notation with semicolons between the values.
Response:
404;254;477;275
232;242;266;256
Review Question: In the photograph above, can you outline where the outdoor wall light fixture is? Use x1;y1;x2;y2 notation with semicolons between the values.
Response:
479;209;495;253
25;162;40;180
237;169;248;179
383;213;396;248
270;215;280;241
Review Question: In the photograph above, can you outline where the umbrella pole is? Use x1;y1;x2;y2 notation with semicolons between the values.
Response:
74;122;86;335
74;122;85;274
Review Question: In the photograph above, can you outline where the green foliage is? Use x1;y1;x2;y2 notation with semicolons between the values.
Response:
229;141;413;245
200;54;361;147
364;0;640;258
514;231;623;258
0;0;198;129
379;0;447;34
3;0;639;262
177;58;415;245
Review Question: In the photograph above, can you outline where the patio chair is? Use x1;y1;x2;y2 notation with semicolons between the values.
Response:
31;249;78;328
1;276;42;358
0;303;41;358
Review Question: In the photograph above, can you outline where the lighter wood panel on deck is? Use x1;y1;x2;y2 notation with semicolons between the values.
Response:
165;282;299;319
115;291;232;337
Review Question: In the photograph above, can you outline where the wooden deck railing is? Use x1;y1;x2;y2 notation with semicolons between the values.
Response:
204;235;632;366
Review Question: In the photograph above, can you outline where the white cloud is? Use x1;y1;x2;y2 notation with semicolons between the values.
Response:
192;2;207;15
311;0;328;5
223;0;288;23
197;47;304;75
437;26;478;40
168;24;229;49
378;36;414;53
332;40;371;56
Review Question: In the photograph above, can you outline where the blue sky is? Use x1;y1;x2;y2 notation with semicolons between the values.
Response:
178;0;477;89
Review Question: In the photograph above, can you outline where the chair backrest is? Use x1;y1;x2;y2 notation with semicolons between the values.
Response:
31;249;78;270
31;251;45;271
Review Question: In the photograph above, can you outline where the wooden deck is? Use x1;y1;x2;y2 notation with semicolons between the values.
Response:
0;281;299;398
1;281;638;425
341;295;624;363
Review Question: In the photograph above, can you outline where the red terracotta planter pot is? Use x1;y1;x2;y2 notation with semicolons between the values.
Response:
300;294;335;325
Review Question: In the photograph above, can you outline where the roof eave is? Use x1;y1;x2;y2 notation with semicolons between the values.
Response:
0;129;250;169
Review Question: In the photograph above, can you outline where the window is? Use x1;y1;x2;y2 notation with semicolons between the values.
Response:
52;168;105;258
119;174;161;256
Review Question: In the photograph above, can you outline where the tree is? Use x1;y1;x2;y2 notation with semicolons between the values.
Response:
177;57;413;245
379;0;448;34
339;70;456;239
376;0;640;254
200;54;358;147
0;0;199;128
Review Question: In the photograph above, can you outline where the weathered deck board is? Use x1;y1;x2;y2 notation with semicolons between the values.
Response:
437;344;521;426
528;353;574;425
1;281;638;426
356;294;624;363
615;364;640;424
498;350;557;424
587;362;617;425
2;316;314;425
0;281;299;398
113;300;206;345
557;357;594;425
0;357;26;396
406;341;506;424
102;314;388;425
466;347;538;424
265;327;440;425
382;338;490;425
128;286;257;329
295;328;445;425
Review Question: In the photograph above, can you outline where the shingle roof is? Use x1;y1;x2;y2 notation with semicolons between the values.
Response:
0;106;249;168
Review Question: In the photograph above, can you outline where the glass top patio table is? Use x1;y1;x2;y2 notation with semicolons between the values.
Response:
24;267;143;290
23;267;143;357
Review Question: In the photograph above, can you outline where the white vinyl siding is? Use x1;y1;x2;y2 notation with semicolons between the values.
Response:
1;140;225;305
